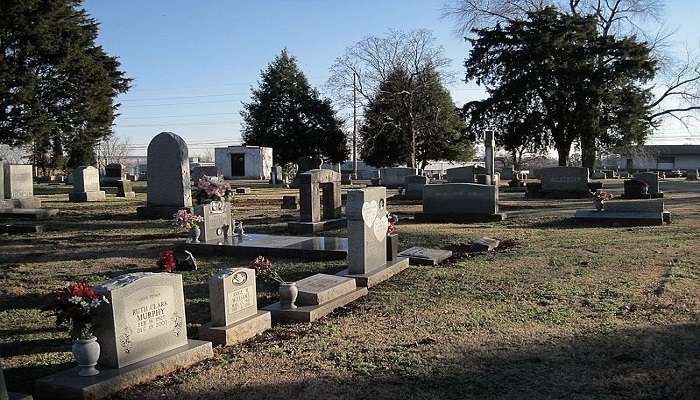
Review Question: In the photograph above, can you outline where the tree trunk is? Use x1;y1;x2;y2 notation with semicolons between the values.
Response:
556;145;570;166
581;143;596;169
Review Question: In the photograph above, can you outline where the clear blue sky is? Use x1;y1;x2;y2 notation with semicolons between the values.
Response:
83;0;700;156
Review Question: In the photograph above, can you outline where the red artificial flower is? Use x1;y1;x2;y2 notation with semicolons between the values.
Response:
157;250;177;273
387;223;397;234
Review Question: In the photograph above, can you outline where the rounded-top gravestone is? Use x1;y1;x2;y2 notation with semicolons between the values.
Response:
137;132;192;218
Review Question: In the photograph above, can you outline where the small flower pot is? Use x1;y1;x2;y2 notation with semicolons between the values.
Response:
72;336;100;377
189;225;201;243
279;282;298;310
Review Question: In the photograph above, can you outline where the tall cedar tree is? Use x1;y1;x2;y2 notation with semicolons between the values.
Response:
360;67;473;168
241;50;348;165
465;7;655;167
0;0;131;170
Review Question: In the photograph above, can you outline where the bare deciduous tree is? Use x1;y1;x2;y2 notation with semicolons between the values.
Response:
95;134;130;172
327;29;452;168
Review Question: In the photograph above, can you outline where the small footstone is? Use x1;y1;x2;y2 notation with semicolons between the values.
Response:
470;237;500;252
398;247;453;266
235;187;251;194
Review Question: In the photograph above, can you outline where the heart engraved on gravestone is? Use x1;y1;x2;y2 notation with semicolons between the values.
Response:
373;214;389;241
361;200;378;226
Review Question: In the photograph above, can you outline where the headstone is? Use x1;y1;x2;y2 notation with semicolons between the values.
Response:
537;167;589;193
191;166;219;183
470;237;500;252
281;195;298;210
269;165;283;185
198;268;271;346
116;179;136;198
591;170;606;180
341;174;352;185
445;165;485;183
633;172;661;196
500;167;515;181
296;156;323;174
623;179;650;199
404;175;428;200
69;166;106;202
288;169;345;233
379;167;417;188
475;174;491;185
94;273;188;369
3;164;33;200
0;161;4;200
102;163;126;187
338;187;409;287
136;132;192;218
416;183;505;222
35;272;212;400
484;130;495;183
346;187;388;275
194;201;232;242
688;169;699;181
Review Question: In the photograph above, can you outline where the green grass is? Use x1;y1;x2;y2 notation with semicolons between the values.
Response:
1;180;699;399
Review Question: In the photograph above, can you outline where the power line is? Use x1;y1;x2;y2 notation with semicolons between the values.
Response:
117;112;240;120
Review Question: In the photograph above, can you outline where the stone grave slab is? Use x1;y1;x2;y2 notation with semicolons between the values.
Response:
176;233;347;260
380;167;416;188
198;268;271;346
137;132;193;219
415;183;506;222
102;163;126;187
687;170;698;180
262;274;367;323
1;367;33;400
235;187;251;194
34;340;212;400
626;172;663;198
398;246;453;266
445;165;485;183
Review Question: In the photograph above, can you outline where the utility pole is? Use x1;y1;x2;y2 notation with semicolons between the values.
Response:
352;72;358;179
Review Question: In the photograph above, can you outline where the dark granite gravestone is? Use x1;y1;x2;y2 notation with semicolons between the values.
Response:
445;165;486;183
288;169;345;233
622;179;651;199
575;199;670;225
136;132;193;219
631;172;663;198
102;163;126;187
281;195;298;210
404;175;428;200
1;367;33;400
379;167;417;188
415;183;506;222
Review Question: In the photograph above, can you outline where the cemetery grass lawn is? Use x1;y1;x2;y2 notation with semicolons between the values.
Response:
1;180;698;399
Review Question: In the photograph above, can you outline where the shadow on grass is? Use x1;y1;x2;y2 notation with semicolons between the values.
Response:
0;338;70;357
528;218;666;230
144;323;698;400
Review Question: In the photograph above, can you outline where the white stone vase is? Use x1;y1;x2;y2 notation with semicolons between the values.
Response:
72;336;100;377
189;225;201;243
279;282;298;309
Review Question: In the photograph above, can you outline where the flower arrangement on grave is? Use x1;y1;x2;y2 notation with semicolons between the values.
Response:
45;279;108;376
387;213;399;235
250;256;297;309
172;209;204;242
194;176;234;204
157;250;177;273
591;189;614;211
45;279;109;340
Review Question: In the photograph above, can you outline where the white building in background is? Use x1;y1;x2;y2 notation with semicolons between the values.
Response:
614;145;700;171
215;145;273;180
